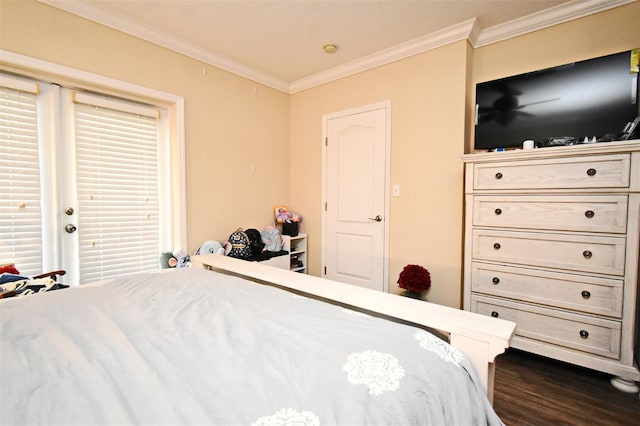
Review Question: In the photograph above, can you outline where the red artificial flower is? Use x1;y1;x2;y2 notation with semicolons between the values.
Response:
397;264;431;293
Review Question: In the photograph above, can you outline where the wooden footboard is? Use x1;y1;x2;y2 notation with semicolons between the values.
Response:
192;254;515;402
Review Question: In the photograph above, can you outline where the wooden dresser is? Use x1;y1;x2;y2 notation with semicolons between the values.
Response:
462;140;640;385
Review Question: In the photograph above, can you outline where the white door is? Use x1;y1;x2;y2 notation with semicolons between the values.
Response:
323;103;389;291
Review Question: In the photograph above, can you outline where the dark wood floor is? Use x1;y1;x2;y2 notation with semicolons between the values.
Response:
493;349;639;426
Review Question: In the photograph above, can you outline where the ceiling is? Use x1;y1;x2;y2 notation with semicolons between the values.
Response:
40;0;632;92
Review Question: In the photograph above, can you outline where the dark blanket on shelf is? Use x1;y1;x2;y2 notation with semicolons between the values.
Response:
244;250;288;262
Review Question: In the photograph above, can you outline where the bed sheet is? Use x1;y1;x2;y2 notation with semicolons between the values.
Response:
0;268;502;425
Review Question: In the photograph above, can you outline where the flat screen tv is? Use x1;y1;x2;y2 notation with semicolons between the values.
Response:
474;50;639;151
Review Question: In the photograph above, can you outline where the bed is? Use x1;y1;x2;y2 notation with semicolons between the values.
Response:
0;256;515;425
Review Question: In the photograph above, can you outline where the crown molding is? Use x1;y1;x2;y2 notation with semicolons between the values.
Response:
474;0;637;47
295;0;634;93
37;0;290;92
38;0;635;95
289;18;479;94
0;49;184;104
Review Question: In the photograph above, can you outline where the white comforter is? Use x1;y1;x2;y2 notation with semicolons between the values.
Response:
0;268;502;425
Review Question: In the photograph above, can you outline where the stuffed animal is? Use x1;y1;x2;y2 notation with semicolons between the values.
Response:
223;241;232;256
161;249;192;268
261;224;283;252
197;240;225;256
173;249;191;268
289;212;303;223
275;207;303;223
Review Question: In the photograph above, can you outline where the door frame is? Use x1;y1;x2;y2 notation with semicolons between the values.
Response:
321;101;391;291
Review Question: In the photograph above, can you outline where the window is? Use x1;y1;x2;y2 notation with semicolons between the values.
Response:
0;60;185;285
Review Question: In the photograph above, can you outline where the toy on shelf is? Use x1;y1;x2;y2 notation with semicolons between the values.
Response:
274;206;303;224
160;249;192;268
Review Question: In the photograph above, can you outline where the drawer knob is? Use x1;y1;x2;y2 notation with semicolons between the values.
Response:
491;311;499;318
581;290;591;299
492;277;500;285
494;208;502;215
493;243;501;250
579;330;589;339
584;210;595;219
583;250;592;259
495;172;503;180
586;168;597;177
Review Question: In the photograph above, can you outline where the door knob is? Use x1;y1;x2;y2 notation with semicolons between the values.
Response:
368;215;382;222
65;224;77;234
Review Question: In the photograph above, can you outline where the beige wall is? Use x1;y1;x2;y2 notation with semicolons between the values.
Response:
2;0;638;308
473;4;639;85
290;42;470;308
0;0;290;252
290;2;639;308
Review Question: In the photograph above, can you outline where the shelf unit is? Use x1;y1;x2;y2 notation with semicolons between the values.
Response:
283;233;307;273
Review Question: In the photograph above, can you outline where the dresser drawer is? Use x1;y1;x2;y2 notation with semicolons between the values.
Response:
472;229;626;275
473;154;630;190
472;295;621;359
472;195;628;233
471;263;623;317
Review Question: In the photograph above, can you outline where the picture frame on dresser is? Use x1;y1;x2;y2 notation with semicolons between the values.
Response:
462;140;640;393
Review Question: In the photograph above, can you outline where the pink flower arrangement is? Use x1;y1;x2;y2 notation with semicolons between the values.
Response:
275;206;303;223
397;264;431;293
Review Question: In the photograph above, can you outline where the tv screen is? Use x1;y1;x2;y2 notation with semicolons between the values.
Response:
474;50;639;151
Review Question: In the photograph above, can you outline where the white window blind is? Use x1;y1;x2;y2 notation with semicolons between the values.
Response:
73;93;161;283
0;75;42;275
0;65;183;286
